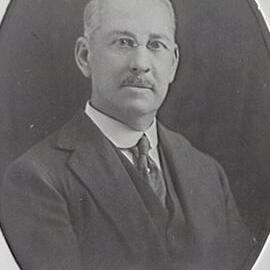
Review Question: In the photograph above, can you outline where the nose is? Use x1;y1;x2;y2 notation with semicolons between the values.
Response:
129;47;151;75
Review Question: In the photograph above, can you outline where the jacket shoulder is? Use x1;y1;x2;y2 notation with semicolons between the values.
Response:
159;123;218;164
2;124;72;195
158;122;230;194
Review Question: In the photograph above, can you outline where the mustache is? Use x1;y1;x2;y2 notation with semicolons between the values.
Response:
121;76;154;89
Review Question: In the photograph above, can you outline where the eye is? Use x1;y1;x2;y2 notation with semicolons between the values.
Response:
147;40;168;51
115;38;135;48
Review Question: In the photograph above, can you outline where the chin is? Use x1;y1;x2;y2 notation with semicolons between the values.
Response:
123;100;157;117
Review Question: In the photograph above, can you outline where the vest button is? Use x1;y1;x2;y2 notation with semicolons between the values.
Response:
168;232;176;241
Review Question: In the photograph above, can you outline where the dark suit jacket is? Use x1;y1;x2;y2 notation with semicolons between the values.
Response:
0;110;252;270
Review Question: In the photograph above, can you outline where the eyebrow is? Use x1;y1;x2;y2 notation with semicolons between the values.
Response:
149;33;172;43
108;30;136;39
108;30;173;42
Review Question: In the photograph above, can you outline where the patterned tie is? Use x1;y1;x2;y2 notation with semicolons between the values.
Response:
130;134;167;207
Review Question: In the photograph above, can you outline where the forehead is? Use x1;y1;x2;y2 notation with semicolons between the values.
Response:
98;0;175;40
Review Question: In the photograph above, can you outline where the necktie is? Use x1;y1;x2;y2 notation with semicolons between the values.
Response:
130;134;167;207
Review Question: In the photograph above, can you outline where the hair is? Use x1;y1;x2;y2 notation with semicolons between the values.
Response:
83;0;177;40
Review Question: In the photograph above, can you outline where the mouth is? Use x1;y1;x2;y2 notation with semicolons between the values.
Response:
121;76;154;90
121;84;153;90
121;78;154;90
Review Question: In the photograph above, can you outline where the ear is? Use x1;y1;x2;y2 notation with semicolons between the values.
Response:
169;44;180;83
74;36;92;78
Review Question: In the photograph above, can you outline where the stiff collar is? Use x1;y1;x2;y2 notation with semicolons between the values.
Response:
84;101;158;149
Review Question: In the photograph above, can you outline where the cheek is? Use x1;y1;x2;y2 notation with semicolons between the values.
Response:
153;56;175;83
98;57;127;82
155;67;173;87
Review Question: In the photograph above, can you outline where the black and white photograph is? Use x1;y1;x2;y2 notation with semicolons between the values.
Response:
0;0;269;269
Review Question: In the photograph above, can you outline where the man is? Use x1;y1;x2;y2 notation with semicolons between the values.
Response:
0;0;253;269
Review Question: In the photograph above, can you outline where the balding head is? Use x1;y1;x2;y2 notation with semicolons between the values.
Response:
83;0;177;41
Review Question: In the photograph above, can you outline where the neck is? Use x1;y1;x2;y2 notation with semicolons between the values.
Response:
90;102;156;131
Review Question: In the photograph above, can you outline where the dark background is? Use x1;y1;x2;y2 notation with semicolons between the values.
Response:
0;0;269;257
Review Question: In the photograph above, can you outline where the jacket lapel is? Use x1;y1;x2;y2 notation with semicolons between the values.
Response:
158;122;199;217
158;122;218;224
56;110;167;256
158;123;199;250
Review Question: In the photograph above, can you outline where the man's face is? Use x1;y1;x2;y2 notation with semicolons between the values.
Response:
78;0;179;126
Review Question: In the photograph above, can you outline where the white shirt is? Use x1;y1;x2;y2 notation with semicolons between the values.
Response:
84;102;161;169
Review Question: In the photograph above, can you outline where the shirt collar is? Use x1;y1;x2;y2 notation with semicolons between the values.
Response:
84;101;158;149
